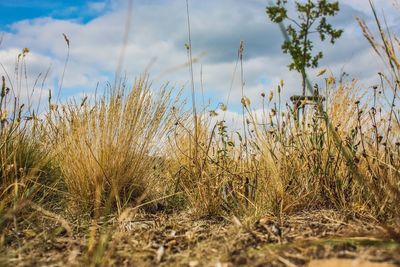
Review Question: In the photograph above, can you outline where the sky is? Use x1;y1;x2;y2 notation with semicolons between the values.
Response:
0;0;398;127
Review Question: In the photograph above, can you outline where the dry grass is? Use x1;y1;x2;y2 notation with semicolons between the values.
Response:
1;1;400;266
45;77;180;215
0;54;56;238
167;114;258;217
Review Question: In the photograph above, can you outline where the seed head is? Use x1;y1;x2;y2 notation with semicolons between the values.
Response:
268;91;273;102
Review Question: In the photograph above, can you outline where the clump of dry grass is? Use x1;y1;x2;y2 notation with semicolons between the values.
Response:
168;0;400;222
252;81;358;214
167;32;264;218
167;115;247;216
0;72;56;240
247;70;397;222
251;76;399;221
46;77;180;215
170;63;399;221
353;2;400;219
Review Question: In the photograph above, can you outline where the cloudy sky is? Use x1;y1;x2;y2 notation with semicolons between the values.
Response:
0;0;398;125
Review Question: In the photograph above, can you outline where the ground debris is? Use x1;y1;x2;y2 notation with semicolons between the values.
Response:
2;210;400;266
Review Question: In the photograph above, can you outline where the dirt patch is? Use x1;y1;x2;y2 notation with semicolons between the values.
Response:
308;259;397;267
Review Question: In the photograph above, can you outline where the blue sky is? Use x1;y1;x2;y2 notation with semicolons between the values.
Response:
0;0;398;126
0;1;111;29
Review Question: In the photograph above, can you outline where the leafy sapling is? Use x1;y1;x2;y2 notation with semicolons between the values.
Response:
266;0;343;96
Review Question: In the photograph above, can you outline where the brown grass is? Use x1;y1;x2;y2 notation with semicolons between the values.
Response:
45;77;180;215
1;1;400;266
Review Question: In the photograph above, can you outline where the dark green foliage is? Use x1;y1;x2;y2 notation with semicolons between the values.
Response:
266;0;343;95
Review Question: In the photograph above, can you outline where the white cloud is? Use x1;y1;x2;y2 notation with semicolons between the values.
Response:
343;0;395;15
0;0;397;116
87;2;108;13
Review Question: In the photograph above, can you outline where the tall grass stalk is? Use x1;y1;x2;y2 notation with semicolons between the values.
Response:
185;0;199;165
